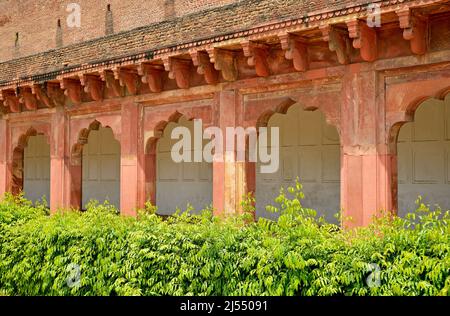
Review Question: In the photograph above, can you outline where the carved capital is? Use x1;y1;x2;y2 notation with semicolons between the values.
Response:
46;82;65;107
241;41;271;77
19;87;37;111
190;50;219;85
207;48;238;82
32;84;55;108
101;70;123;97
346;20;378;62
1;90;21;113
138;64;165;93
60;78;82;104
116;68;139;95
80;74;104;101
396;9;428;55
278;33;309;72
320;25;351;65
163;57;191;89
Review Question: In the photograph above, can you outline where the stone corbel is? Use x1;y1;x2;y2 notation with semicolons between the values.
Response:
346;20;378;62
241;41;271;77
1;90;21;113
32;84;55;108
278;33;309;72
60;78;82;104
320;25;351;65
19;87;38;111
79;74;104;101
46;82;65;107
114;68;139;95
100;70;122;97
207;48;238;82
162;57;191;89
189;50;219;85
138;64;165;93
396;9;428;55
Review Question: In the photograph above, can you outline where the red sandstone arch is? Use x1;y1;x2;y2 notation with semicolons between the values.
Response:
144;110;209;205
69;119;121;210
388;86;450;155
385;84;450;215
10;127;50;195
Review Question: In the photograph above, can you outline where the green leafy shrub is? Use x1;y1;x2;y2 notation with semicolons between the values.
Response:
0;185;449;296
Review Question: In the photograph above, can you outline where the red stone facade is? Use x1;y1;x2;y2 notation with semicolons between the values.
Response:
0;0;450;227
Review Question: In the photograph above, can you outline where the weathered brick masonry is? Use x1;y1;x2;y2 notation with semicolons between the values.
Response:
0;0;449;227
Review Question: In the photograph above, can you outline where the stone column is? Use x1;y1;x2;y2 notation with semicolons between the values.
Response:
0;117;10;198
49;107;66;213
213;90;253;216
120;101;145;216
340;66;396;228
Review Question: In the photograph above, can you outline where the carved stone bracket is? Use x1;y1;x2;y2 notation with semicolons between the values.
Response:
60;78;82;104
100;70;123;97
241;41;271;77
278;33;309;72
138;64;165;93
1;90;21;113
32;84;55;108
320;25;351;65
190;50;219;85
207;48;238;82
346;20;378;62
46;82;65;107
80;74;104;101
114;68;139;95
19;87;38;111
396;9;428;55
162;57;191;89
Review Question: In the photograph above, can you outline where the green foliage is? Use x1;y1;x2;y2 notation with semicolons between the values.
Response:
0;184;449;296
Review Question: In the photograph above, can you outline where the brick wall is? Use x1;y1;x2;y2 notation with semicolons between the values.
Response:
0;0;240;62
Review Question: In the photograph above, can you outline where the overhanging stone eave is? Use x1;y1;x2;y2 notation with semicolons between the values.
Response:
0;0;441;89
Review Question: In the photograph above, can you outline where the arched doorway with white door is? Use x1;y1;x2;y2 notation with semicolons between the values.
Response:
23;134;51;204
81;123;121;210
397;95;450;216
154;116;213;215
256;104;341;223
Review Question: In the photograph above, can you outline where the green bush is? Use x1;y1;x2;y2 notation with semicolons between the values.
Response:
0;185;449;296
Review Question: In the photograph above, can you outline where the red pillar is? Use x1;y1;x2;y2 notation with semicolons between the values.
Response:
0;118;10;198
213;90;253;216
49;107;66;213
340;66;396;228
120;101;145;216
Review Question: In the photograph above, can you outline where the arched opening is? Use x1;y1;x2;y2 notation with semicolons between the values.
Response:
73;122;121;210
256;104;341;223
397;95;450;216
23;135;51;203
11;129;51;204
148;116;212;215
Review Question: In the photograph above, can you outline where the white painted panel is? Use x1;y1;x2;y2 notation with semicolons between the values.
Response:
23;135;50;204
412;142;443;184
299;147;320;183
256;105;340;224
82;127;120;209
156;118;212;215
322;145;340;183
398;97;450;217
413;100;443;142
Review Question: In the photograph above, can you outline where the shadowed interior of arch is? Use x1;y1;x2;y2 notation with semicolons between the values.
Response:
155;116;213;215
255;103;341;224
397;94;450;216
22;134;51;205
81;125;121;210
